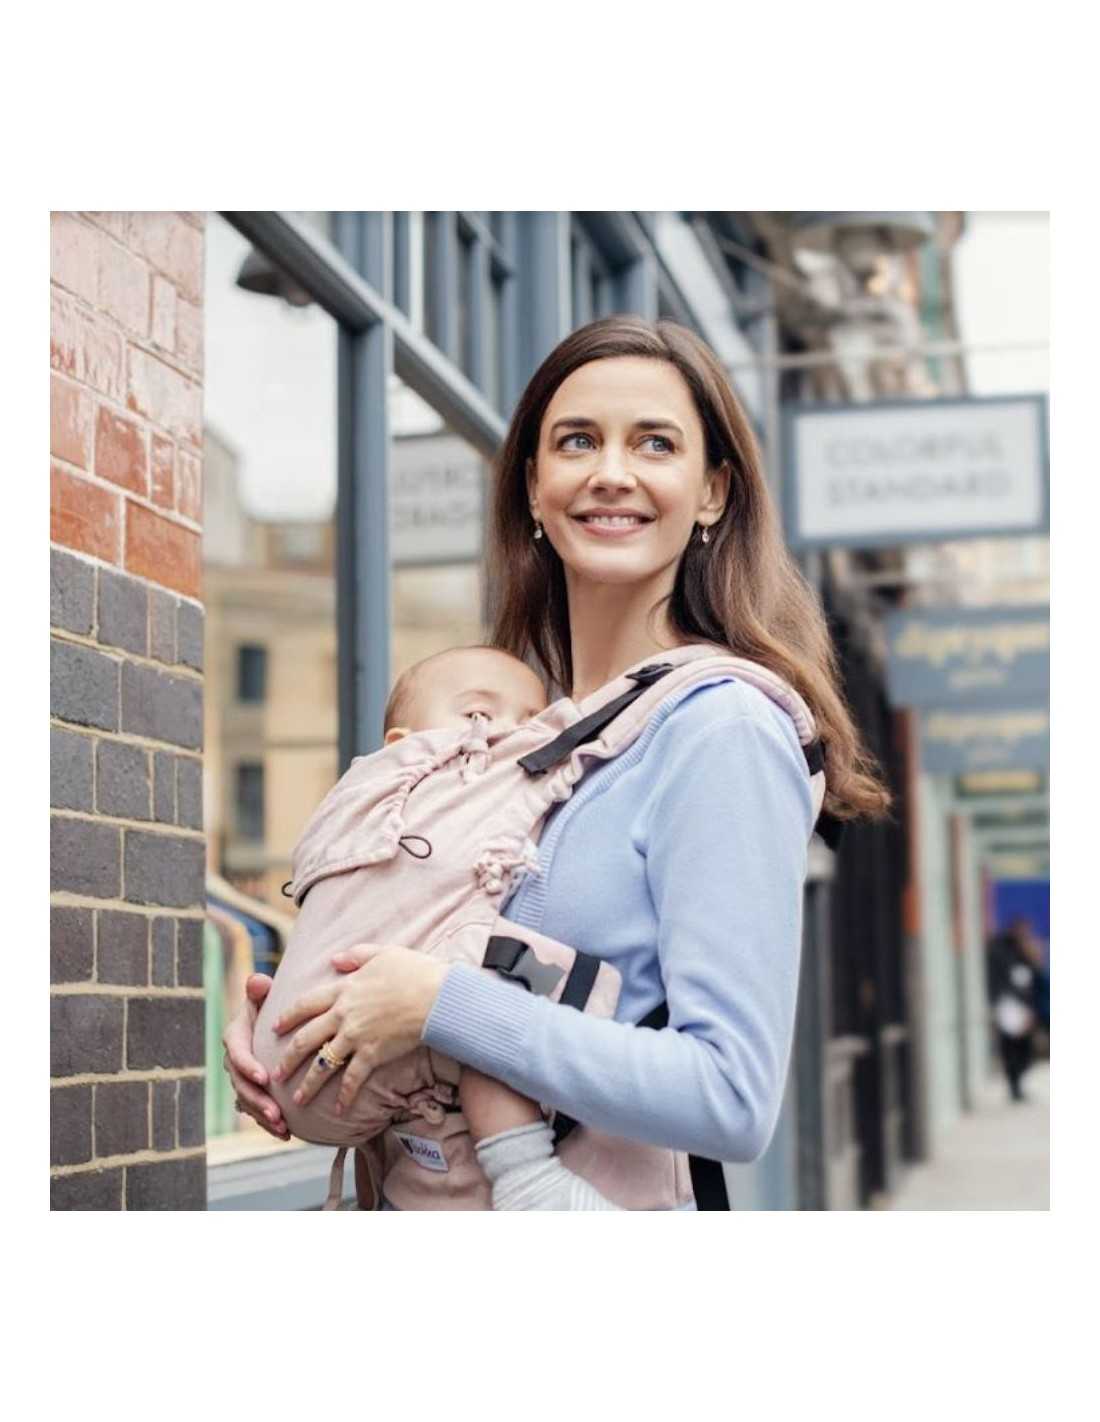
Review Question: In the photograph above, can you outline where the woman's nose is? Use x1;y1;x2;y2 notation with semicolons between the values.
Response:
589;451;638;490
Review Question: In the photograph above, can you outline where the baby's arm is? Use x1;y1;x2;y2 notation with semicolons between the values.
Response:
459;1068;621;1211
459;1067;541;1140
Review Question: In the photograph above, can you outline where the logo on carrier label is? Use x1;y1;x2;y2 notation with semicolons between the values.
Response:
392;1129;449;1172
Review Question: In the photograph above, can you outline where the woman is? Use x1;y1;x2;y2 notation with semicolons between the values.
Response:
222;316;889;1205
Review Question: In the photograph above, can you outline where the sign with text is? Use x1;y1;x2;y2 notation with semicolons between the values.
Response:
884;606;1048;709
391;432;485;566
783;393;1048;550
920;707;1049;775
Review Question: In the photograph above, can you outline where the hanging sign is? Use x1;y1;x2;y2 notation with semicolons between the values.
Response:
783;393;1048;550
884;605;1048;709
919;707;1049;775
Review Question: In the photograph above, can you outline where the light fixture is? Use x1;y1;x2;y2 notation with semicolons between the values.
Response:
789;212;936;284
234;248;313;308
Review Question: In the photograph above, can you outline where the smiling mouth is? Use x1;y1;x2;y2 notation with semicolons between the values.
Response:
570;514;654;528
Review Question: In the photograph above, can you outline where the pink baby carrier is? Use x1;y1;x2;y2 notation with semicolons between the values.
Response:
252;642;833;1210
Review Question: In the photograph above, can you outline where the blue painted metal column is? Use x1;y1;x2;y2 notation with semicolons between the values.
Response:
335;215;394;766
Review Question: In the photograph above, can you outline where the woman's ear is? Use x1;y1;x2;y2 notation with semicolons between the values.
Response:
526;456;539;516
702;459;732;519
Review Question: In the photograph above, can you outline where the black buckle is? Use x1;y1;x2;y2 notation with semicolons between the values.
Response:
483;936;565;997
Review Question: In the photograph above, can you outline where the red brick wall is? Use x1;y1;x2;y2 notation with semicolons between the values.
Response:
50;213;208;1209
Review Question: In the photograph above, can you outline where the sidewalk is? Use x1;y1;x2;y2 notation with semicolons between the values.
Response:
885;1060;1049;1210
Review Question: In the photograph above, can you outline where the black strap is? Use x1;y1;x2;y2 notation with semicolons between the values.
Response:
815;811;846;850
802;739;825;776
558;949;601;1012
518;663;675;776
638;1000;730;1210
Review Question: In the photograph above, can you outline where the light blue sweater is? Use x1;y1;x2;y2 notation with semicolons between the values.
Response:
421;675;815;1163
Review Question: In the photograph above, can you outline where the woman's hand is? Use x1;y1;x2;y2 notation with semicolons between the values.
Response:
271;944;449;1114
221;973;290;1139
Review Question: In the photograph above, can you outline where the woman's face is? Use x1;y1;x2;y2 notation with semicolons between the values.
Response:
526;356;729;593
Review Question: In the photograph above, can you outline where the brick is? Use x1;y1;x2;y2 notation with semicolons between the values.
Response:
125;1154;206;1211
150;434;175;511
51;816;121;899
126;214;204;303
152;916;175;985
176;600;204;670
176;918;204;988
94;1080;149;1157
176;298;203;375
153;751;175;823
123;829;205;908
176;756;202;830
176;448;202;523
127;996;204;1070
96;740;151;821
97;910;149;986
51;637;120;731
52;1084;93;1167
97;236;150;338
178;1077;204;1147
151;1078;177;1149
149;587;177;664
51;289;125;402
151;275;177;351
51;993;125;1076
51;727;94;811
126;345;202;448
51;1167;123;1211
124;501;201;600
51;375;93;469
51;213;99;304
97;565;149;655
51;906;94;983
95;406;148;497
120;661;202;749
51;463;121;564
51;547;95;634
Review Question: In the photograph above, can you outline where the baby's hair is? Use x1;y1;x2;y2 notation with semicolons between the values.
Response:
383;644;537;734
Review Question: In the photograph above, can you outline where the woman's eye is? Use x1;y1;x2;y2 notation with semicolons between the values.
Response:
643;434;674;453
559;432;595;451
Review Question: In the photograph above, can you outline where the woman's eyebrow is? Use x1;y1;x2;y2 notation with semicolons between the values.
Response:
549;416;685;438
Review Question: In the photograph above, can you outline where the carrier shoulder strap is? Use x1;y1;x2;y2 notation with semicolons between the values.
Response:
519;657;841;848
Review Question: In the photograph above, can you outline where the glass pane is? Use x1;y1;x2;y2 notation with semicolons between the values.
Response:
203;214;340;1161
389;374;488;685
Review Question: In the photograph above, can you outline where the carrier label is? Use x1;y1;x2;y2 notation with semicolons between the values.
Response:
392;1129;449;1172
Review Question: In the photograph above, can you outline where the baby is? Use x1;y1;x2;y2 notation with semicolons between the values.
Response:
377;642;618;1211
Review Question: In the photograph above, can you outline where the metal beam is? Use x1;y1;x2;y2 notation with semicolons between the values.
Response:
221;211;507;457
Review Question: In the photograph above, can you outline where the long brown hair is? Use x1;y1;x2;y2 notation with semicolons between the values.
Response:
486;316;890;821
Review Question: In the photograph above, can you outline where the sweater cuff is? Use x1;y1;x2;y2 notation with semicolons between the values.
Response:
422;962;537;1081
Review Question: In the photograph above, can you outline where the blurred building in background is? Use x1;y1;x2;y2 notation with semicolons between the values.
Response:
50;210;1049;1209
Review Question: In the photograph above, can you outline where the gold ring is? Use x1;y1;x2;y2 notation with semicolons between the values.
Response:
316;1041;348;1071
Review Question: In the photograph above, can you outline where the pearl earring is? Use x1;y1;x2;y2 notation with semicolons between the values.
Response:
533;520;544;541
699;524;710;544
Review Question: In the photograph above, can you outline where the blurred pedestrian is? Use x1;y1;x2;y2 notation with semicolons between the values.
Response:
986;918;1038;1102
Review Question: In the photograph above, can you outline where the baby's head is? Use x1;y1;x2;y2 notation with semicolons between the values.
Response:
383;645;548;746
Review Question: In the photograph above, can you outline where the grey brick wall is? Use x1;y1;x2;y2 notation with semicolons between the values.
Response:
50;546;207;1210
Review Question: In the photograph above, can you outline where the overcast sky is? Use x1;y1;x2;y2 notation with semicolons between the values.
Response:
952;211;1049;395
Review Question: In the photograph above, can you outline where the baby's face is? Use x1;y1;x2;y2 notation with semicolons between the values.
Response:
397;648;548;739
